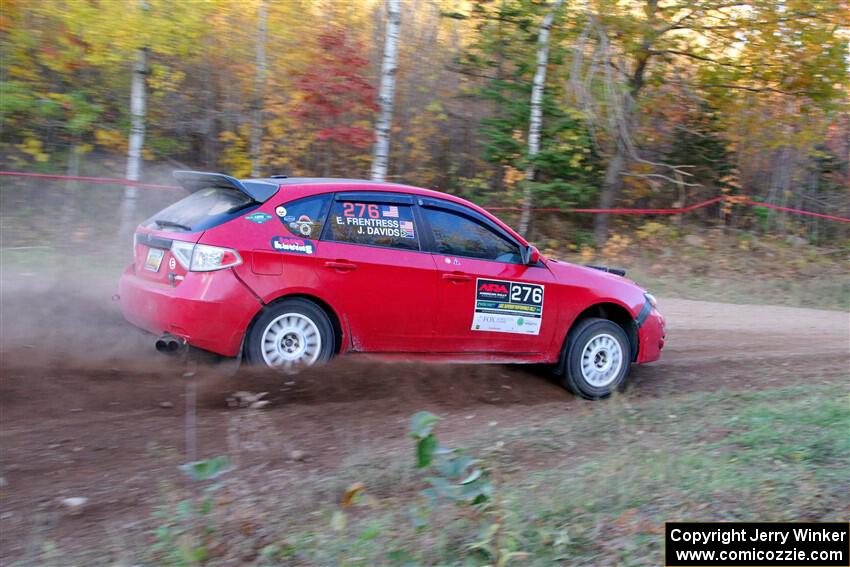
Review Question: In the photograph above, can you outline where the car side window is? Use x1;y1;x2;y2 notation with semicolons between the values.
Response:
276;194;331;238
422;207;522;263
326;200;419;251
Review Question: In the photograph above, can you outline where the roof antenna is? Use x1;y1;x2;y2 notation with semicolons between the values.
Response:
269;174;288;179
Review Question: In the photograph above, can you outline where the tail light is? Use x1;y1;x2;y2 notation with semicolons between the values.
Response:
171;240;242;272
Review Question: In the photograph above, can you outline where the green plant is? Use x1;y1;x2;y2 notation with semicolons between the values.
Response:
410;411;492;505
409;411;529;566
152;456;232;567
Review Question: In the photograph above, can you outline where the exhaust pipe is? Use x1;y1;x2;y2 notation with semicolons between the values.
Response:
155;334;186;354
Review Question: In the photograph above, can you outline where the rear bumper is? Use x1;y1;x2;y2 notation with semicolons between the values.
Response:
118;264;261;356
636;308;665;363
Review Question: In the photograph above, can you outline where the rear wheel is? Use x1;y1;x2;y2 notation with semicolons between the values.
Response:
560;317;631;399
245;298;334;372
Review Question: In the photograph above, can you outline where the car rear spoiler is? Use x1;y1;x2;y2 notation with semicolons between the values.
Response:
585;264;627;277
173;170;279;203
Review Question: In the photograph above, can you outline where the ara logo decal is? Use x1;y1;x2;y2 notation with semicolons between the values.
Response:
478;283;509;294
271;236;315;255
244;212;273;224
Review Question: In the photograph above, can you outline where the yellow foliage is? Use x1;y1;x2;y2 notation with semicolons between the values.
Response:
16;137;48;162
579;245;595;263
503;166;525;187
219;127;253;178
636;221;666;240
95;129;128;153
601;234;632;259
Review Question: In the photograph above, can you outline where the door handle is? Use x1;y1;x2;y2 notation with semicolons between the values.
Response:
442;272;472;282
324;260;358;272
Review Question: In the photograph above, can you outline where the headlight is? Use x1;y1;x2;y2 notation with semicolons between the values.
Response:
645;292;658;308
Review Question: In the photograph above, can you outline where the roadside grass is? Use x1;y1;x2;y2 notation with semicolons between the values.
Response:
553;227;850;311
626;266;850;311
159;383;849;566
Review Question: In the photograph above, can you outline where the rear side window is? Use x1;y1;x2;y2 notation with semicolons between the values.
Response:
276;194;331;239
325;200;418;251
144;187;255;232
422;208;521;263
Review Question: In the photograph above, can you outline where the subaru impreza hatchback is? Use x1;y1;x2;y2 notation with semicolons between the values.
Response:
118;171;665;398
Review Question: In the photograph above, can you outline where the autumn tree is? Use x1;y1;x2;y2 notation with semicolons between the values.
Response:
570;0;849;243
456;0;598;228
291;27;377;176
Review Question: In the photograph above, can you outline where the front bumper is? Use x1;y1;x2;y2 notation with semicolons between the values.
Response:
636;308;665;363
118;264;261;356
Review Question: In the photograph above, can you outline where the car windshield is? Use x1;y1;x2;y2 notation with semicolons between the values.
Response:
144;187;255;232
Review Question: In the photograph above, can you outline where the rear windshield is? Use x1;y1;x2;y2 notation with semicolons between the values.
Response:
143;187;256;232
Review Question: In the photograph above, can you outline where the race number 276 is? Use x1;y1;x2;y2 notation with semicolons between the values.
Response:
511;283;543;305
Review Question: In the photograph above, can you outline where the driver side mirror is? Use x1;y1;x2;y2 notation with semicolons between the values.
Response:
522;245;540;265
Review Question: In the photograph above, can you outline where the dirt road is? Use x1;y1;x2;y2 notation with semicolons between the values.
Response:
0;283;847;563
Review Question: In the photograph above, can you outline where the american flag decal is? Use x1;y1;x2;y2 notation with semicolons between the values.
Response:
400;220;415;238
382;205;399;218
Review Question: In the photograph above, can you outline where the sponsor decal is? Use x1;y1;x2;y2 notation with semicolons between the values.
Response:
168;257;176;270
444;257;452;264
471;278;544;335
400;220;415;238
283;215;295;222
244;211;273;224
291;214;314;236
271;236;315;255
275;205;287;217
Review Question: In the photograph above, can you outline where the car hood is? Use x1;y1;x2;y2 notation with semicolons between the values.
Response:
545;257;647;296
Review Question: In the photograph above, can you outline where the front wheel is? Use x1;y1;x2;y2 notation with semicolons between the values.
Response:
560;317;631;399
245;298;335;372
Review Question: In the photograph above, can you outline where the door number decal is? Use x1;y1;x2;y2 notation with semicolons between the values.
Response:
471;278;544;335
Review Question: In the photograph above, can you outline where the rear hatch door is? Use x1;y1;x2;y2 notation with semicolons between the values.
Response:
133;171;276;285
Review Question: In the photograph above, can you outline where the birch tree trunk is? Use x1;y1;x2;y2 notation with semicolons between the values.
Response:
119;46;148;235
250;0;268;177
370;0;401;182
519;0;564;237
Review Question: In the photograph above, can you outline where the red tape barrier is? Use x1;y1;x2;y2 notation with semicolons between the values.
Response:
742;200;850;223
1;170;847;222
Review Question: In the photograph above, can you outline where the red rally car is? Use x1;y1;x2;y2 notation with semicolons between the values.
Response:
119;171;665;398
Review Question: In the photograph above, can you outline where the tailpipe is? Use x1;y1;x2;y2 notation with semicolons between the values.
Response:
155;334;186;354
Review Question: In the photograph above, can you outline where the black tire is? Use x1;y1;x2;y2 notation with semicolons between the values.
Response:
560;317;631;399
244;298;335;370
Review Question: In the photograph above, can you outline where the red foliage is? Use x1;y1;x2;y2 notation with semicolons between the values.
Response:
293;27;377;148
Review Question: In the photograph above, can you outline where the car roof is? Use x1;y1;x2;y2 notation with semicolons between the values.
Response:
242;176;528;246
245;177;436;195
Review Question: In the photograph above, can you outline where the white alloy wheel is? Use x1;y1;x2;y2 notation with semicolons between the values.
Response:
579;333;624;388
260;312;322;371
